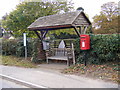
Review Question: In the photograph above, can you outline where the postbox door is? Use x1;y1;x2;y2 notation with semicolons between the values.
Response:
80;35;90;50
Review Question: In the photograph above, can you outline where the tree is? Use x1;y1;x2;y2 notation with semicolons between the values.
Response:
77;7;84;11
93;2;119;34
101;2;118;19
1;0;74;37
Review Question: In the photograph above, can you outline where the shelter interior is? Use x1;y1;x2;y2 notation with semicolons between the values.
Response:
28;10;92;66
45;39;75;66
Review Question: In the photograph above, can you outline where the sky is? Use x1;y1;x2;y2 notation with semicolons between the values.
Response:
0;0;119;22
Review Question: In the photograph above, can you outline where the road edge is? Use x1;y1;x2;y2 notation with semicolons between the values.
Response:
0;74;48;88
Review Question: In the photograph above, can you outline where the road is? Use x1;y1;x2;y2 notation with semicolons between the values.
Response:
0;65;119;88
0;78;28;89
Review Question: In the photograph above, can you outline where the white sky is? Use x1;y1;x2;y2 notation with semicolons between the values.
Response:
0;0;119;22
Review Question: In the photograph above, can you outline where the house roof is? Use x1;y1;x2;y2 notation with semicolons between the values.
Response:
28;11;91;31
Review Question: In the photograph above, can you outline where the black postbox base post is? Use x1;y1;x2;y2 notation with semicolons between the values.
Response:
83;50;87;66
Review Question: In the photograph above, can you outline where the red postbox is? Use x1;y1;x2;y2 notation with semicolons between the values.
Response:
80;34;90;50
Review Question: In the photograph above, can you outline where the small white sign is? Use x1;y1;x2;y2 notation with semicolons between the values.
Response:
58;40;65;48
23;33;26;46
82;41;85;47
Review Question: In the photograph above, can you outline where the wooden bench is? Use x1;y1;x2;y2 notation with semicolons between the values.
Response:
46;43;75;66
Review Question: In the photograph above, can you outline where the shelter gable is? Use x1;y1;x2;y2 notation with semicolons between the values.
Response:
72;12;91;26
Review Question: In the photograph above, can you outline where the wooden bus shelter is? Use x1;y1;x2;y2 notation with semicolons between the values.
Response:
28;10;91;66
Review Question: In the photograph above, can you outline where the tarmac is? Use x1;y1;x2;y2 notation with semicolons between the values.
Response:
0;64;119;89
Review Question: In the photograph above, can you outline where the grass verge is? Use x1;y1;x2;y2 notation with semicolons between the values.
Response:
0;55;37;68
62;63;119;84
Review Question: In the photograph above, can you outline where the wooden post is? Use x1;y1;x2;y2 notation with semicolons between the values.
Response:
37;40;46;60
34;31;42;40
72;43;76;65
83;26;88;34
80;26;83;34
34;30;48;60
73;27;80;37
78;26;81;34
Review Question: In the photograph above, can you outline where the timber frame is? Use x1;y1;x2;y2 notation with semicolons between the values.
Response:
28;11;92;39
28;10;92;65
33;26;90;40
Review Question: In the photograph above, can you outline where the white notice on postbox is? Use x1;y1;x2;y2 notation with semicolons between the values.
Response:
82;41;85;47
23;33;26;46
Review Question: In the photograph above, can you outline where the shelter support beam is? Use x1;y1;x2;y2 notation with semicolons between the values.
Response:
34;31;42;40
83;26;88;34
40;30;48;40
34;30;48;41
80;26;88;34
73;27;80;37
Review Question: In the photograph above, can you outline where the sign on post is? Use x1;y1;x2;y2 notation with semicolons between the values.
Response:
23;33;27;60
23;33;26;46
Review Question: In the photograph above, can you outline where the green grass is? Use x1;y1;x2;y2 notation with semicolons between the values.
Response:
0;55;37;68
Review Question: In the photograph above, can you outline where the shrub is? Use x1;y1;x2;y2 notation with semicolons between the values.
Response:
75;34;120;64
2;38;33;57
16;40;25;57
2;39;17;56
31;38;39;63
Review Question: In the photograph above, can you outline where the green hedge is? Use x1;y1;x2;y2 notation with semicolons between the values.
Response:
2;38;33;57
31;38;40;63
74;34;120;64
2;39;17;56
2;38;44;63
2;34;120;64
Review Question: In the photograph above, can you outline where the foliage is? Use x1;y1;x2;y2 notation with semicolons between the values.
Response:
75;34;120;64
92;2;119;34
1;1;74;37
1;55;36;68
77;7;84;11
101;2;118;17
2;38;44;63
52;32;78;39
2;34;119;65
2;39;17;56
2;38;33;57
48;28;78;38
31;38;40;63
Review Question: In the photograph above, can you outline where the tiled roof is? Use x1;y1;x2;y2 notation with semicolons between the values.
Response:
28;11;91;30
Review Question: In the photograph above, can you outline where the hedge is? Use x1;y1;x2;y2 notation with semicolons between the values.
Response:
2;38;45;63
31;38;41;63
74;34;120;64
2;34;120;64
2;38;34;57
